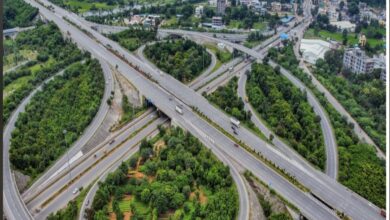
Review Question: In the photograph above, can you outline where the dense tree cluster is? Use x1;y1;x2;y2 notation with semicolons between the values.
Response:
309;14;338;33
315;52;386;152
3;22;84;123
10;59;105;179
247;31;267;42
315;86;386;208
268;42;385;208
144;39;211;83
246;63;325;169
3;0;38;29
206;77;251;122
3;63;34;87
89;127;238;219
109;27;157;51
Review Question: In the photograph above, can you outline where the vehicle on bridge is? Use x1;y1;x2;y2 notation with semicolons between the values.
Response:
230;117;240;128
175;105;183;115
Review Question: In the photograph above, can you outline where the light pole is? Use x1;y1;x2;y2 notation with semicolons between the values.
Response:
63;129;72;184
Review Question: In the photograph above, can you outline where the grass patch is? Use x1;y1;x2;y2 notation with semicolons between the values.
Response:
228;20;244;29
3;75;33;99
253;22;267;30
304;28;384;48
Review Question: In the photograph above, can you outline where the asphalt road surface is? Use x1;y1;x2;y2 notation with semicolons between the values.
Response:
22;59;114;200
16;1;385;220
3;68;67;220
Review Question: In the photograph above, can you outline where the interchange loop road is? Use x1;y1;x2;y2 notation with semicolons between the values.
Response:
4;0;385;219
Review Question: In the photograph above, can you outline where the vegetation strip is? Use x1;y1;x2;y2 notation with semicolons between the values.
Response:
268;42;385;208
191;106;309;192
24;109;156;203
39;118;161;209
88;127;239;219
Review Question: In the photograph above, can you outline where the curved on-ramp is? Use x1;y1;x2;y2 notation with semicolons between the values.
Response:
162;29;338;180
78;130;250;220
4;58;113;220
3;69;68;220
22;59;113;201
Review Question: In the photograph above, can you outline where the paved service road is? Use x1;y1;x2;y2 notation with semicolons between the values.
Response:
268;60;338;180
28;116;165;219
21;58;114;200
78;122;250;220
20;1;385;220
300;63;386;159
3;68;67;220
23;2;334;219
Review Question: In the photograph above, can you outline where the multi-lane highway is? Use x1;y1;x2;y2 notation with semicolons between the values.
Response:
29;117;166;219
8;0;385;219
20;1;338;219
3;68;68;220
23;110;158;206
161;28;338;179
22;59;114;201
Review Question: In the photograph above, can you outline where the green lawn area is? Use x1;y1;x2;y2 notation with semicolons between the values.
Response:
304;28;385;48
244;40;262;48
3;75;33;99
3;49;38;72
118;198;132;212
253;22;267;30
65;0;115;13
227;20;244;29
131;197;150;214
30;57;56;74
162;17;178;27
204;43;232;73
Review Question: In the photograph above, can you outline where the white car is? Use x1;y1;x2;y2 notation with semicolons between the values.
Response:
73;188;79;194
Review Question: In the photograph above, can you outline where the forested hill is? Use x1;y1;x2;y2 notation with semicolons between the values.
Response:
3;0;39;29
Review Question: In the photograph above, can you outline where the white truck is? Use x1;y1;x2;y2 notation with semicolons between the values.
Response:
230;117;240;128
175;105;183;115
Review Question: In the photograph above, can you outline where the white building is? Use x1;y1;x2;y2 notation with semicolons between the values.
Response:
300;39;332;64
195;5;204;18
209;0;217;6
330;20;356;32
343;47;374;74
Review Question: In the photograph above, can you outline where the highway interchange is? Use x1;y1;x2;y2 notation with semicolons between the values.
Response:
3;0;386;219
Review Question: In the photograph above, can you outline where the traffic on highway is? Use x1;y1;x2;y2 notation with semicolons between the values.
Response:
3;0;387;219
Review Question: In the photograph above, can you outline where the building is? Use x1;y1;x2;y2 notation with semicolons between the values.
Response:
195;5;204;18
343;47;375;74
330;20;356;32
217;0;226;15
212;16;223;27
327;8;338;22
373;54;386;82
240;0;251;6
143;15;161;27
300;39;332;64
359;34;367;47
209;0;217;6
271;2;282;12
281;3;293;11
